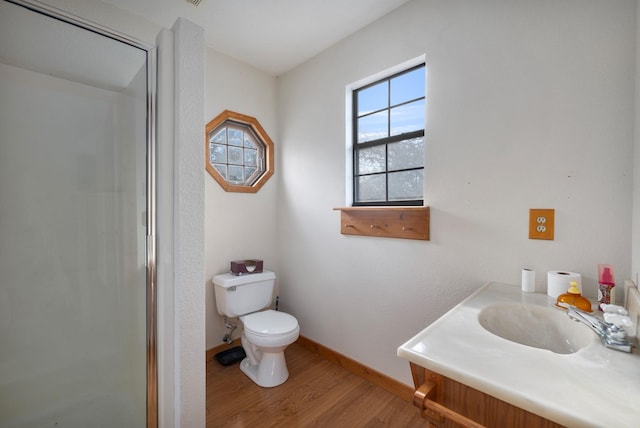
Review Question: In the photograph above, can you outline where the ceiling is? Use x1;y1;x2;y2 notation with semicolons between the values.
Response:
100;0;411;76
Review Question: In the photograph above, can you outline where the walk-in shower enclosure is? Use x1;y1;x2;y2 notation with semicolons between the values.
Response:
0;0;156;426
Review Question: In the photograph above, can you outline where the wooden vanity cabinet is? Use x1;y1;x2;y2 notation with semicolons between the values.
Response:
409;363;564;428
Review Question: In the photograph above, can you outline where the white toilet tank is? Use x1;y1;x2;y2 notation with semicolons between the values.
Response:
213;270;276;317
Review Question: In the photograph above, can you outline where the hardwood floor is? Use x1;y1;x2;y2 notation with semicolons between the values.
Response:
206;341;430;427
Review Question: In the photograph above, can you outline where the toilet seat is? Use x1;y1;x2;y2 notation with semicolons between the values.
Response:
241;309;298;337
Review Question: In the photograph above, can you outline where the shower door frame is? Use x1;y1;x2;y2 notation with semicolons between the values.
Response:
4;1;159;427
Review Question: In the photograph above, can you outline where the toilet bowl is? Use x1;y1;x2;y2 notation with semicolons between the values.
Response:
239;310;299;387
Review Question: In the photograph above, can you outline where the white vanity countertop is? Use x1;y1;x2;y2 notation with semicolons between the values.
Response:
397;282;640;428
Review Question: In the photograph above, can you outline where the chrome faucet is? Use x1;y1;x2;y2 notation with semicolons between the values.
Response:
566;306;632;353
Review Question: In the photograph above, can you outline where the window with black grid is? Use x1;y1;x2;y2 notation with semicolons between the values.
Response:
353;64;425;206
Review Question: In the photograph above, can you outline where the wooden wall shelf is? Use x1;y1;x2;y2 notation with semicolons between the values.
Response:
334;206;429;241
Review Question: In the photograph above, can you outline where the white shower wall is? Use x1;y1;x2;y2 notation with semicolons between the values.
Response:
0;61;146;426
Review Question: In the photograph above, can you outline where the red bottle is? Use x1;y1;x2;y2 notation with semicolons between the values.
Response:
597;264;615;310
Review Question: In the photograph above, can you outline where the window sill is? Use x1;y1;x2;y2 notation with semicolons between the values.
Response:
333;206;429;241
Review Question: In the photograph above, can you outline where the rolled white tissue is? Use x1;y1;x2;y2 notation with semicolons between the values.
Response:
547;271;581;299
521;269;535;293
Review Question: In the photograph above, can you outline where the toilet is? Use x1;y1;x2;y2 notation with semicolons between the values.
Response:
212;270;299;387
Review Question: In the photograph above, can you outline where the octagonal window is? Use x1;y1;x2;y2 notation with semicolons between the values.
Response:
205;110;274;193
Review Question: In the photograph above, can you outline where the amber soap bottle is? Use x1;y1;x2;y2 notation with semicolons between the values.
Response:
556;280;592;312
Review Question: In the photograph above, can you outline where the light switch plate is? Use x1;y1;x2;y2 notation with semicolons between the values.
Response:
529;208;554;240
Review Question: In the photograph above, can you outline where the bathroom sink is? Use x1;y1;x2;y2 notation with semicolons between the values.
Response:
478;302;596;354
398;282;640;427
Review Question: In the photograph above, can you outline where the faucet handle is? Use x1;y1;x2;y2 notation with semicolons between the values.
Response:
600;303;629;315
603;313;632;327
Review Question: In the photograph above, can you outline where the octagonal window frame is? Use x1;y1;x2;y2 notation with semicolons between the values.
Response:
205;110;274;193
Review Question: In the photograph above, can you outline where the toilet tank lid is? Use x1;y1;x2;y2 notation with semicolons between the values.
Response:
212;270;275;288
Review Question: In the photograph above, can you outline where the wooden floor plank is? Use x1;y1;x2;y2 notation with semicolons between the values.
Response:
207;341;429;427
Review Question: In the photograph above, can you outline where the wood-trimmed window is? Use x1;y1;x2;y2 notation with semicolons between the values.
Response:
205;110;274;193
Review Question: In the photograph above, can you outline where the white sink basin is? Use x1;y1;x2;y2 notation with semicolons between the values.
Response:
478;302;595;354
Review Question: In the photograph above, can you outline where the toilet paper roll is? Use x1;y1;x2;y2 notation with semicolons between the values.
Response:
521;269;535;293
547;271;582;299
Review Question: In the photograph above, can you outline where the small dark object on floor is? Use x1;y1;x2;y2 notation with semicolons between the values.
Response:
215;346;246;366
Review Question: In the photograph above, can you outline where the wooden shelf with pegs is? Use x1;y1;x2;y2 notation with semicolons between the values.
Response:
334;206;429;241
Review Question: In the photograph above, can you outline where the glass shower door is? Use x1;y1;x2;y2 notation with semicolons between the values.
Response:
0;1;152;426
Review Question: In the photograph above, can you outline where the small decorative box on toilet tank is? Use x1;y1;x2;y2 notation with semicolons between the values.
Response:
230;259;263;275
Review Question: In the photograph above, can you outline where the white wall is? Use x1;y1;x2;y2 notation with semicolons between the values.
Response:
276;0;636;385
172;17;206;428
634;2;640;284
204;49;278;349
